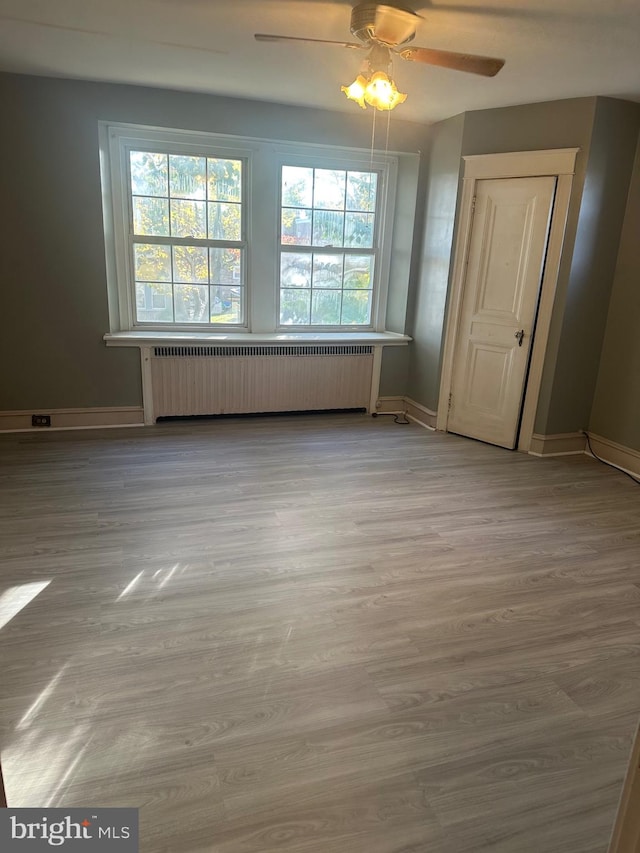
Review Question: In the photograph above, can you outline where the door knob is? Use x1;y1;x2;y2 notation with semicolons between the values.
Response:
514;329;525;346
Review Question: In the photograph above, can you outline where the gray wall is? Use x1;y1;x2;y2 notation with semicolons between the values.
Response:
0;72;427;411
384;155;424;335
540;98;640;435
405;113;464;411
590;134;640;451
379;345;410;398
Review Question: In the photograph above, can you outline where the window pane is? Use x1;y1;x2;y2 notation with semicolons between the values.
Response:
281;208;312;246
208;159;242;202
173;245;208;283
344;212;375;248
313;210;344;247
134;244;171;282
169;155;206;199
344;254;374;289
312;254;343;288
282;166;313;208
135;282;173;323
132;197;169;236
311;290;341;325
208;202;241;241
341;290;372;325
280;289;311;325
210;248;241;285
347;172;378;212
210;285;241;323
174;284;209;322
170;199;206;238
130;152;167;197
314;169;346;210
281;253;311;288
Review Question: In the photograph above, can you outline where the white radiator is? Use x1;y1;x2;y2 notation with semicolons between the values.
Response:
146;345;375;422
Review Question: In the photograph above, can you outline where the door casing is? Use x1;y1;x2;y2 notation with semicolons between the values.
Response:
437;148;579;453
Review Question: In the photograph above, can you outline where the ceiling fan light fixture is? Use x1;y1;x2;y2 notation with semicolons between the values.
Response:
341;74;369;109
258;2;506;116
364;70;407;111
342;48;407;113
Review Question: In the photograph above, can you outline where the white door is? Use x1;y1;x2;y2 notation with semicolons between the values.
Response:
447;176;556;449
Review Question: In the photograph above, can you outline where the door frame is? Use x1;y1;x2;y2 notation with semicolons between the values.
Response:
437;148;579;452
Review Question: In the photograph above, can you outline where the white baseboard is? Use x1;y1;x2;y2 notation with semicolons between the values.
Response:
529;431;640;478
375;396;437;430
404;398;437;431
528;432;586;456
376;396;406;414
586;432;640;479
0;407;145;433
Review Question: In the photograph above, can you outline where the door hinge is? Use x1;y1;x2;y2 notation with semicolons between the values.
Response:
448;392;453;412
471;195;477;214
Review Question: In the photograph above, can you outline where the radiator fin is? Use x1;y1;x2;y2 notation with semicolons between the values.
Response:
153;344;373;358
150;353;374;418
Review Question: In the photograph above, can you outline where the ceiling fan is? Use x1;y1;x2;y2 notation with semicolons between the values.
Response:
255;1;505;79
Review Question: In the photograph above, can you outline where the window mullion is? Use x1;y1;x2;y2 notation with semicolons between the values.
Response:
281;245;375;256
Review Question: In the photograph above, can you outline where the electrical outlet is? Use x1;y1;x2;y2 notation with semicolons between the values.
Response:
32;414;51;427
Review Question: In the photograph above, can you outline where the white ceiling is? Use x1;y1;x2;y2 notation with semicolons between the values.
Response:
0;0;639;124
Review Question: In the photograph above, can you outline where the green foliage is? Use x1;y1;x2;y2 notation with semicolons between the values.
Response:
346;171;377;212
280;289;310;325
341;290;371;325
311;290;341;325
344;255;373;289
279;250;373;326
280;168;377;250
281;252;311;288
282;166;313;208
312;255;343;288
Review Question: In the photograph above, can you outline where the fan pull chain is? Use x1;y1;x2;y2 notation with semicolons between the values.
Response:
384;103;391;158
369;105;377;176
380;106;392;263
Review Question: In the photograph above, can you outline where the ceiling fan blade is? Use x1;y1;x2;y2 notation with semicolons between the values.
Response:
399;46;505;76
373;4;421;46
255;33;364;50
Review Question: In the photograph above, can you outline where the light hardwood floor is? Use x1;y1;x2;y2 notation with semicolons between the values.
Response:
1;413;639;852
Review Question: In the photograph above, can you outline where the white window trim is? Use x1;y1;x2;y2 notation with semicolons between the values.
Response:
100;122;399;335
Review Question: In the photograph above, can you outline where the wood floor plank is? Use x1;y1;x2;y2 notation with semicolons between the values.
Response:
0;413;639;852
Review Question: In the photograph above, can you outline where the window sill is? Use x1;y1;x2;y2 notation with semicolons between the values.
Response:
104;330;411;347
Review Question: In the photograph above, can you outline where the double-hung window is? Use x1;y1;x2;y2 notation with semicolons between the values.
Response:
102;124;405;335
279;165;379;327
103;126;248;331
130;151;244;326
